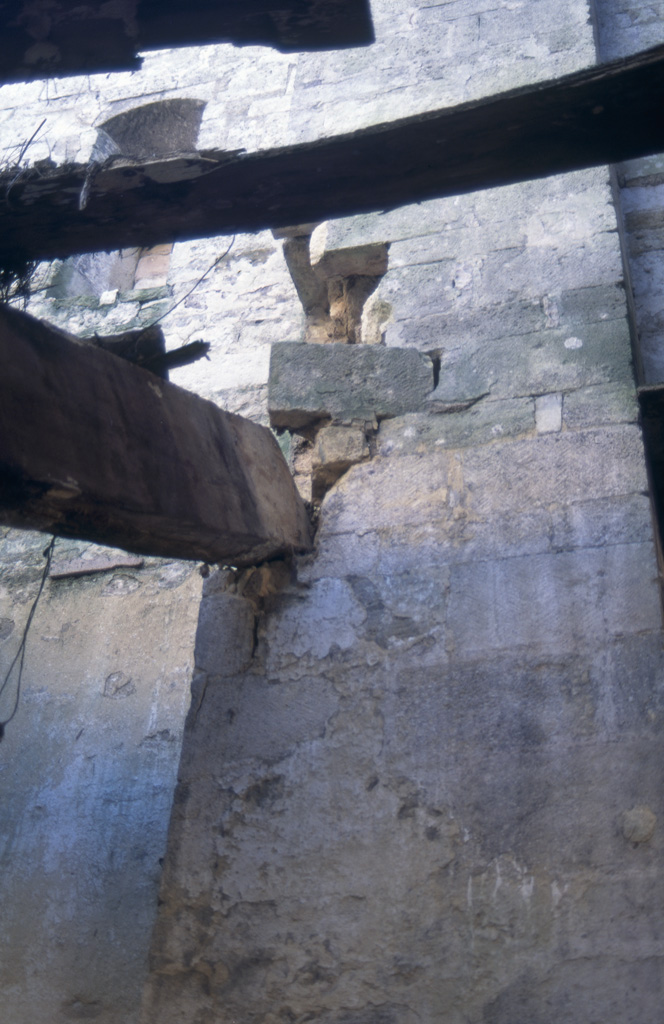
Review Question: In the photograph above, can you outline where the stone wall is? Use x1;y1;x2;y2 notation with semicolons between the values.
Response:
1;1;664;1022
145;2;662;1023
593;0;664;383
0;533;201;1023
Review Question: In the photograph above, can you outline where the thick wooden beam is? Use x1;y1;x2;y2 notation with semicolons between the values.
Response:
0;305;312;564
2;44;664;266
0;0;374;82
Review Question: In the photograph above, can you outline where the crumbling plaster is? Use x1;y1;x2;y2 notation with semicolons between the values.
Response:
1;1;664;1023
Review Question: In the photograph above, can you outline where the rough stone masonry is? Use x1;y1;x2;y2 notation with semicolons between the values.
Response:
1;1;664;1023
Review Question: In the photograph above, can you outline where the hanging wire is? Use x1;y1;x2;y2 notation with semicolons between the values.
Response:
0;537;55;741
138;234;236;334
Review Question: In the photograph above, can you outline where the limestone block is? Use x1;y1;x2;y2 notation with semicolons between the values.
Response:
194;592;255;677
309;222;389;279
268;342;433;428
378;401;535;455
382;230;623;315
446;543;661;659
535;393;562;433
549;493;654;552
562;382;639;429
428;319;634;405
282;235;328;315
313;423;369;467
321;427;649;543
358;493;655;577
263;578;367;668
460;426;649;514
379;296;547;352
620;805;657;844
271;223;319;239
557;283;629;325
312;423;370;497
134;251;172;285
348;569;448;653
297;194;467;254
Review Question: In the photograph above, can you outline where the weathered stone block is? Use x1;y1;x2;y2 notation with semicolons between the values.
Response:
460;426;649;514
312;423;370;498
535;392;562;432
428;318;634;405
310;222;389;279
446;544;660;659
282;235;328;316
268;342;433;428
314;425;368;466
194;592;255;677
134;251;171;284
378;400;535;455
562;382;639;429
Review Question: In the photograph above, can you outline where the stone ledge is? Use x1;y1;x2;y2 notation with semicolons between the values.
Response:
310;222;389;279
268;342;433;428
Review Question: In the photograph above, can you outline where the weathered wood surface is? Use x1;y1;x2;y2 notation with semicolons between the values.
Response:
0;0;374;82
0;305;312;563
2;44;664;266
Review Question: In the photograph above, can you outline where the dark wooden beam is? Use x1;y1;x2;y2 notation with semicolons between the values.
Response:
0;304;312;564
2;43;664;266
0;0;374;82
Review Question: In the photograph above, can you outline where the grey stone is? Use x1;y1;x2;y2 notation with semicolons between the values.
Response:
263;578;367;671
119;285;170;303
557;283;629;325
271;222;319;239
310;223;389;279
194;593;255;677
301;491;653;584
535;392;562;433
620;805;657;844
0;540;201;1024
322;427;649;540
381;298;549;351
268;342;434;428
618;153;664;188
446;543;660;659
429;318;634;404
562;382;639;429
282;234;328;316
460;426;649;514
377;401;535;455
312;423;370;499
5;4;664;1024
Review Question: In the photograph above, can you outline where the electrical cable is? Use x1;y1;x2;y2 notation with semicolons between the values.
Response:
0;536;55;741
138;234;236;335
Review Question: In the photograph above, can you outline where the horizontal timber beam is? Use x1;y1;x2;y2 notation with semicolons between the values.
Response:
2;43;664;266
0;0;374;82
0;305;312;564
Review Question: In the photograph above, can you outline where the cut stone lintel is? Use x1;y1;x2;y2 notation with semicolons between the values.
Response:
0;0;375;83
268;342;434;428
0;305;312;564
2;43;664;265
